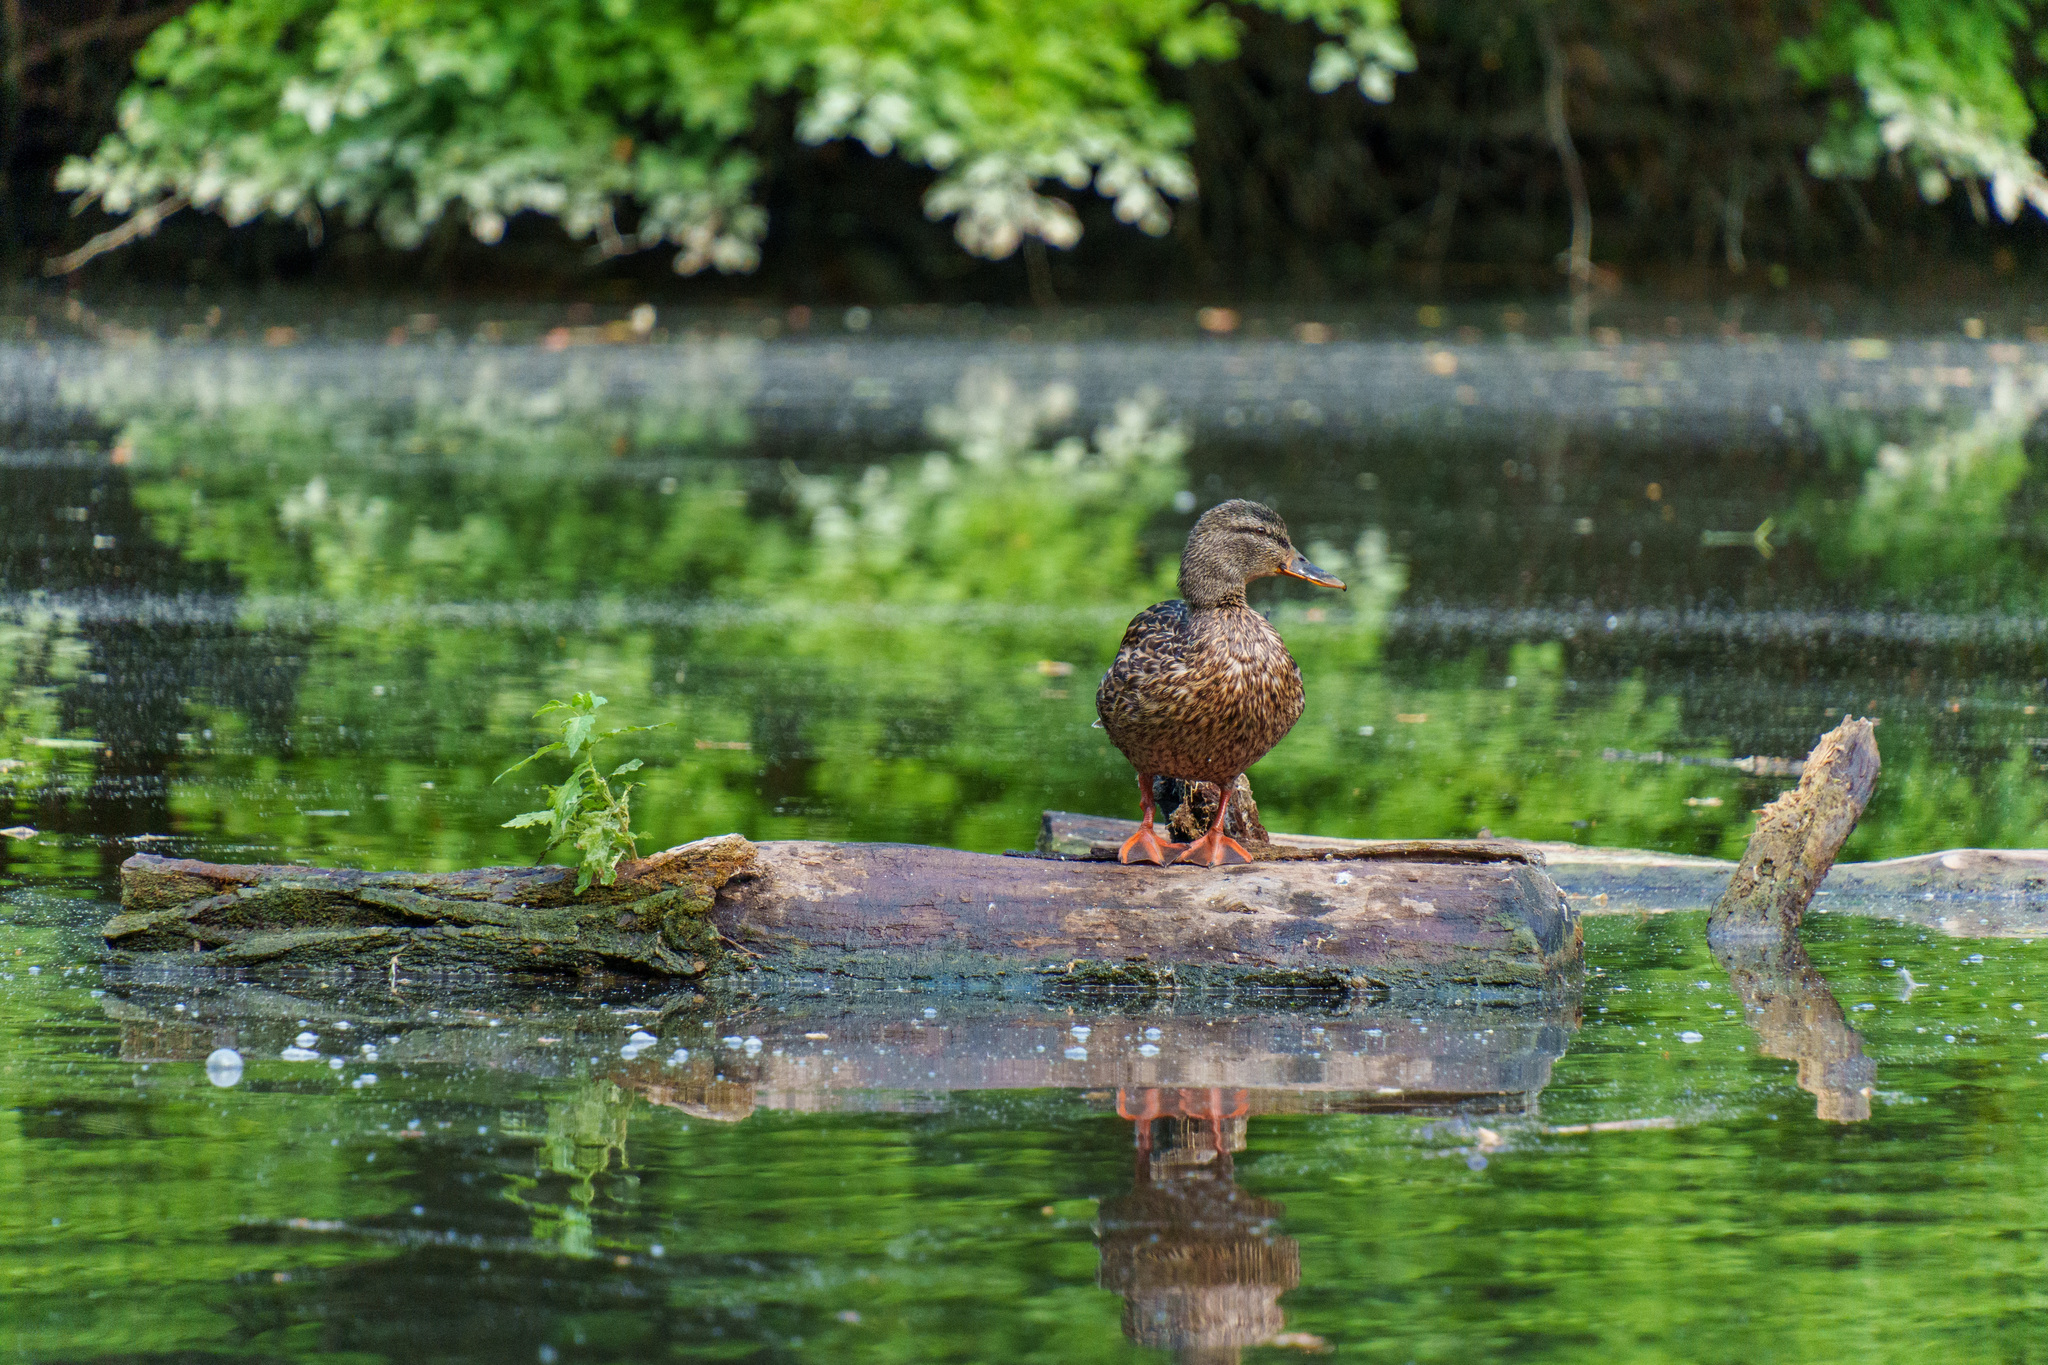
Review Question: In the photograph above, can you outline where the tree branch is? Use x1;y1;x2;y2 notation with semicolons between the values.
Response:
1530;4;1591;338
44;193;188;275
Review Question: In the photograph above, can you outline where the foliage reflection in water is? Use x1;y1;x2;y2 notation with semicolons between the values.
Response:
5;337;2048;1360
3;914;2048;1361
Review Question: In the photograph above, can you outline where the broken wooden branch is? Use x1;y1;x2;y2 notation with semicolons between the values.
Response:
1709;717;1881;939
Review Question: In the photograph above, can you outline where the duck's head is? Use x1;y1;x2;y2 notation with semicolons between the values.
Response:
1178;499;1345;607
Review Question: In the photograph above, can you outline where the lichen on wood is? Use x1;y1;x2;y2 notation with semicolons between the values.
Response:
107;834;756;975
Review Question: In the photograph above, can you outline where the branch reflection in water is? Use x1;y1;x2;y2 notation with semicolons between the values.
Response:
1714;935;1876;1123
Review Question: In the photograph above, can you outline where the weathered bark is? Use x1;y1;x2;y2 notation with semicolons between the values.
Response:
1157;774;1270;850
108;831;1577;997
1710;717;1881;939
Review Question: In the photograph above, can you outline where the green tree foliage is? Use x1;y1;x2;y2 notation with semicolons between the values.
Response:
1784;0;2048;222
56;0;1411;272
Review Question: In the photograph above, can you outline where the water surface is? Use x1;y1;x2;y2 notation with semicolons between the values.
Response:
4;327;2048;1361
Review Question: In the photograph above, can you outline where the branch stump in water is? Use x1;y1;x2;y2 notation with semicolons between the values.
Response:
1709;717;1881;940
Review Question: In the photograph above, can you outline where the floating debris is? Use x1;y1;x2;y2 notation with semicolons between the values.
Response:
204;1048;243;1087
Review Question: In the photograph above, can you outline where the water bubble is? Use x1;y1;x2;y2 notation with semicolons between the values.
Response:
922;1008;938;1019
721;1035;744;1046
742;1036;763;1055
1143;1027;1162;1040
1679;1031;1704;1043
628;1030;658;1045
667;1049;690;1065
328;1056;345;1070
294;1031;318;1048
1064;1046;1089;1060
280;1046;320;1062
1466;1154;1488;1171
539;1348;559;1365
204;1048;244;1087
1137;1043;1160;1057
1070;1025;1091;1039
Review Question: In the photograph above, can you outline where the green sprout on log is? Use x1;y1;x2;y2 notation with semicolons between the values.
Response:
495;692;671;894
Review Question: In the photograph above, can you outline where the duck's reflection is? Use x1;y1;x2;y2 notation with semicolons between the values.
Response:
1713;936;1876;1122
1098;1088;1300;1365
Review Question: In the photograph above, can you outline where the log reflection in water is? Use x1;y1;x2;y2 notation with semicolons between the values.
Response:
1714;937;1876;1123
1098;1088;1301;1365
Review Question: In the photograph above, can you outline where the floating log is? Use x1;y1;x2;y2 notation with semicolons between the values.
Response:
107;832;1578;997
1046;728;2046;941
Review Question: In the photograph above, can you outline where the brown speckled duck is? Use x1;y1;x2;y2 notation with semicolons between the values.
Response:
1096;500;1345;867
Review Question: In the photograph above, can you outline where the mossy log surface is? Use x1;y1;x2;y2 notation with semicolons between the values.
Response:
108;832;1577;997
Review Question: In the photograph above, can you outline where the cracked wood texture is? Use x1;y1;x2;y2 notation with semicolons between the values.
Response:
109;832;1577;997
1710;717;1882;940
713;840;1576;996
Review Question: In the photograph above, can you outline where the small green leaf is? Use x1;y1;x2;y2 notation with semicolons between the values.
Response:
494;740;563;783
611;758;643;776
563;712;597;759
501;810;554;828
598;721;674;739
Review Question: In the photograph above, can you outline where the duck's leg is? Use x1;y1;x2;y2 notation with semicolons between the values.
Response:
1117;773;1186;865
1173;778;1254;867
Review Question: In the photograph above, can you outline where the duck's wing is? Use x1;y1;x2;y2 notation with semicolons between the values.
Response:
1096;600;1191;720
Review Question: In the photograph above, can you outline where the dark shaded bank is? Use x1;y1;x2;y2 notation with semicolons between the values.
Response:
6;2;2047;303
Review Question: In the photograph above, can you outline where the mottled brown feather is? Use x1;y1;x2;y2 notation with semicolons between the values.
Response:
1096;600;1305;784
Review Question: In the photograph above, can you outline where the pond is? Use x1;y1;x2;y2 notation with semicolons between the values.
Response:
4;315;2048;1361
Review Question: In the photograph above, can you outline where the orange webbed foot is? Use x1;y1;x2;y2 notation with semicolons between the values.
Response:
1117;826;1187;866
1172;831;1253;868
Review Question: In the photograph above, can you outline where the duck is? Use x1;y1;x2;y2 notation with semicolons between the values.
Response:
1095;499;1345;867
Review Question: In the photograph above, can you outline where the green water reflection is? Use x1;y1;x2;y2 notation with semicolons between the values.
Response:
8;350;2048;875
6;340;2048;1361
3;914;2047;1362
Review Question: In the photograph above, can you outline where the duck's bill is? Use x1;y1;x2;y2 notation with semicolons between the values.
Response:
1280;553;1346;590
